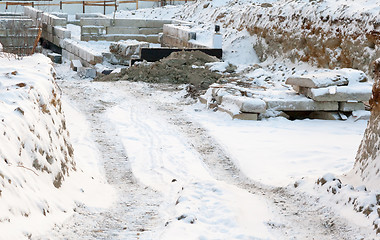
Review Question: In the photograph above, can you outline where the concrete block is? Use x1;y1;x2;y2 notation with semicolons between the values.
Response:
106;27;140;35
146;34;160;43
42;22;53;34
53;26;71;39
218;106;258;120
0;36;35;47
339;102;366;112
113;19;147;27
51;12;68;21
51;17;67;27
198;95;207;104
80;17;111;27
0;19;34;29
75;13;105;20
145;19;172;28
294;85;372;102
110;40;149;57
47;52;62;64
70;59;82;71
81;26;106;35
139;27;163;35
286;69;367;88
265;98;339;111
105;34;147;42
102;52;131;66
78;67;96;78
80;34;106;41
286;76;348;88
221;95;267;113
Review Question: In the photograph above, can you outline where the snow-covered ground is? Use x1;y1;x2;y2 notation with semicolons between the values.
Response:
1;0;380;238
49;67;375;239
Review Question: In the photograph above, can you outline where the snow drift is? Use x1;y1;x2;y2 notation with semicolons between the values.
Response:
0;54;76;238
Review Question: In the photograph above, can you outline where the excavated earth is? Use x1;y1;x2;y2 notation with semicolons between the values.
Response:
95;51;222;98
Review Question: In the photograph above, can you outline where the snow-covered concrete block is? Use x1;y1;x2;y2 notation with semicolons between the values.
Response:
113;19;147;27
265;98;339;111
145;19;172;28
339;102;366;112
294;85;372;102
75;13;105;20
106;27;140;35
78;67;96;78
146;34;160;43
70;59;82;71
218;106;258;120
221;95;267;113
47;52;62;64
109;40;149;58
0;19;34;29
50;12;68;21
53;26;71;39
81;26;106;35
105;34;147;42
80;17;111;27
139;27;163;35
286;68;367;88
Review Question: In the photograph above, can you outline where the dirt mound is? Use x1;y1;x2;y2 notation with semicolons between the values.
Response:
95;51;221;98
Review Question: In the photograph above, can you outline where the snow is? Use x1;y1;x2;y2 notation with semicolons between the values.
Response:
0;54;114;238
106;89;276;239
1;0;380;238
185;105;367;186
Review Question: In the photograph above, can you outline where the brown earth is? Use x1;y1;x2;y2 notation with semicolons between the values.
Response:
95;51;222;98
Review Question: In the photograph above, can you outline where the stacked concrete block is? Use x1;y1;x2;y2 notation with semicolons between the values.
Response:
33;10;71;48
61;39;103;66
109;40;149;58
162;23;208;49
80;15;111;41
80;16;170;43
23;6;42;25
286;69;371;113
0;15;38;54
205;86;267;120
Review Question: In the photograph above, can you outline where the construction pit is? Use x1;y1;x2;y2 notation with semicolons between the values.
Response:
0;6;374;121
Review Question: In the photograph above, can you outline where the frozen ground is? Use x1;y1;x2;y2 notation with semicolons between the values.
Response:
1;0;379;238
32;60;374;239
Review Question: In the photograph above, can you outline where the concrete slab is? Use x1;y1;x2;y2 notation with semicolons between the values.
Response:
339;102;366;111
110;41;149;57
0;19;34;29
286;76;348;88
139;27;163;35
106;27;140;35
105;34;147;42
81;26;106;35
265;98;339;111
80;17;111;27
221;95;267;113
294;85;372;102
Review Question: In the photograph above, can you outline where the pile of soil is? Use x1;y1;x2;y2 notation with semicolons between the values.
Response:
95;50;222;98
